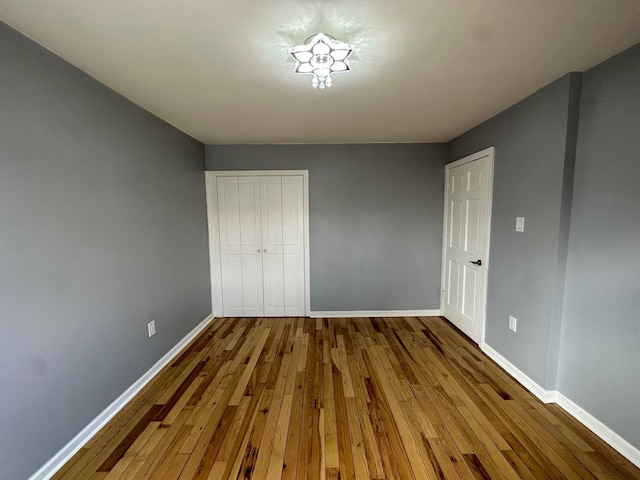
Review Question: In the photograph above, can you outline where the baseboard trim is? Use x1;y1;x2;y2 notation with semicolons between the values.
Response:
554;392;640;469
28;313;216;480
481;342;640;469
309;309;441;318
480;343;556;404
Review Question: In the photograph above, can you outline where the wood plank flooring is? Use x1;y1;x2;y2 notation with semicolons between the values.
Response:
53;317;640;479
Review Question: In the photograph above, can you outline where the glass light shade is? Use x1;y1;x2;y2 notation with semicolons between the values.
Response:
289;33;354;89
331;62;348;72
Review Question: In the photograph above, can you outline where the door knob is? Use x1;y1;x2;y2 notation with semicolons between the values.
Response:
257;249;261;253
469;259;482;266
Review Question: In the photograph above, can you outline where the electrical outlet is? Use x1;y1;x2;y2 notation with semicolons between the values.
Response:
148;320;156;337
509;315;517;332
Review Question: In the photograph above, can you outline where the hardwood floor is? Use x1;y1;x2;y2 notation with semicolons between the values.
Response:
53;317;639;480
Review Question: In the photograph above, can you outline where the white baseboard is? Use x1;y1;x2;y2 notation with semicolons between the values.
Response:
554;392;640;469
480;343;557;404
28;313;216;480
309;309;441;318
481;342;640;469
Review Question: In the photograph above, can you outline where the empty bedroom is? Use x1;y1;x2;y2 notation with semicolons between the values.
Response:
1;1;639;479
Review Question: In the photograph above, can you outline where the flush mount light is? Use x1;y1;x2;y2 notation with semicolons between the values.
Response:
288;33;354;89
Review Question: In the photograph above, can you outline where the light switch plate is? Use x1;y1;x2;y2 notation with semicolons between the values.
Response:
509;315;517;332
148;320;156;337
516;217;525;232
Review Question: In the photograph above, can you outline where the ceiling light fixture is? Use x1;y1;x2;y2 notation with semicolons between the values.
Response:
289;33;354;89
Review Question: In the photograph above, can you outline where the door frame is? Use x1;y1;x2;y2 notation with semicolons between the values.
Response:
205;170;311;317
440;147;495;346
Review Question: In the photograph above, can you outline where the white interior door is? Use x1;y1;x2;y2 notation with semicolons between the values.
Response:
442;148;493;343
261;176;305;317
217;176;264;317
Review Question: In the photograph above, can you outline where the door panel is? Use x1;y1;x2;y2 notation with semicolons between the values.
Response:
468;169;483;191
241;252;263;316
263;179;284;247
462;265;477;319
218;176;264;317
443;151;492;343
261;177;285;316
281;183;300;246
449;200;463;248
221;183;241;246
452;172;465;194
223;254;244;315
262;251;284;315
280;176;305;316
283;253;302;315
239;183;259;246
447;260;461;309
260;176;305;317
466;198;481;252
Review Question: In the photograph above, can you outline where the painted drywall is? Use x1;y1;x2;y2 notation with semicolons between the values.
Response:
206;144;446;311
544;74;582;389
0;23;211;480
559;43;640;449
448;74;581;389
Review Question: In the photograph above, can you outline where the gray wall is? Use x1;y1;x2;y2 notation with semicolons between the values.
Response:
206;144;446;311
559;43;640;449
450;43;640;453
448;73;581;388
0;23;211;480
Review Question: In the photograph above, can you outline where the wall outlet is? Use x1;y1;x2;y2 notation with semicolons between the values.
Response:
148;320;156;337
516;217;525;232
509;315;517;332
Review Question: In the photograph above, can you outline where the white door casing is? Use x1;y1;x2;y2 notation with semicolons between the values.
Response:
206;171;310;318
441;147;494;344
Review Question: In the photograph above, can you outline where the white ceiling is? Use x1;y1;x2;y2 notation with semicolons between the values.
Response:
2;1;640;144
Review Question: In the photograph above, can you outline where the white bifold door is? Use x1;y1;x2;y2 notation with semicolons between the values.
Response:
217;175;305;317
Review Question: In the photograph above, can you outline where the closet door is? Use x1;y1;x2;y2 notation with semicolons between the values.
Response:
260;176;305;317
217;176;264;317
